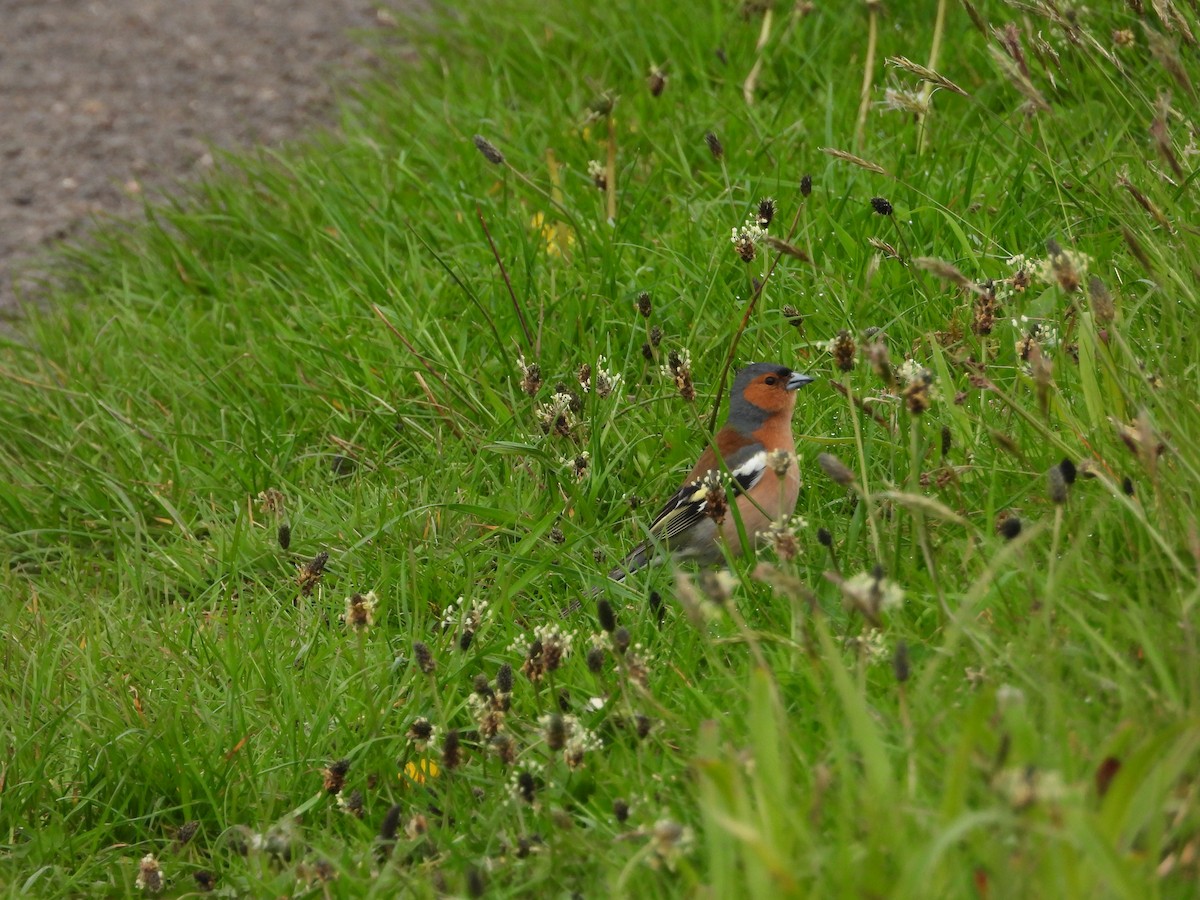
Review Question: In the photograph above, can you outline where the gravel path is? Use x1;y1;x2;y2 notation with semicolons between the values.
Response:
1;0;401;314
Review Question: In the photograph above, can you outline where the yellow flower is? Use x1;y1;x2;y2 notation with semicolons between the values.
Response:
401;758;440;785
530;212;574;258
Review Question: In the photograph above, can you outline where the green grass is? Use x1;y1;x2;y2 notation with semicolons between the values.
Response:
3;0;1200;895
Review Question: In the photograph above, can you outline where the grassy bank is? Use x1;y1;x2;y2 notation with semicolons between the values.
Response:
3;0;1199;895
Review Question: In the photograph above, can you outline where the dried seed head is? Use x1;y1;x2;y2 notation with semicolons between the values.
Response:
1122;476;1135;495
522;639;546;682
613;626;631;655
586;646;605;673
516;770;536;804
694;471;727;525
864;338;895;388
302;859;337;883
767;449;794;478
648;65;667;97
548;525;565;545
818;452;856;487
662;348;696;402
491;733;517;766
586;159;607;191
497;662;514;694
398;813;426;843
277;523;291;550
537;391;579;437
649;819;695;871
1088;275;1115;323
379;803;404;844
765;235;810;261
882;87;931;117
870;196;894;216
649;589;665;627
868;236;900;259
338;789;364;818
570;453;590;482
635;714;653;739
442;729;461;770
323;758;351;794
636;291;652;317
1059;458;1077;486
705;131;724;160
413;641;436;675
902;369;933;415
649;325;663;346
834;568;905;626
176;821;200;847
534;623;573;674
473;674;493;697
597;598;617;633
1046;238;1081;293
556;383;583;413
518;355;542;396
136;854;163;894
800;173;813;196
543;713;567;751
473;135;505;165
886;55;969;95
831;330;857;372
757;197;777;228
587;92;616;119
892;640;910;683
407;716;433;744
641;341;654;360
817;527;833;547
1047;464;1069;504
466;867;486;899
258;488;285;515
591;356;621;398
994;766;1067;810
915;256;972;289
262;823;297;862
973;281;998;335
344;591;378;633
613;798;630;822
194;871;216;892
297;551;329;597
732;229;758;263
822;146;888;174
764;516;801;562
672;572;717;629
782;305;804;328
699;569;736;605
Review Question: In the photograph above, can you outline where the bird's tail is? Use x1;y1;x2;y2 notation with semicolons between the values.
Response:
560;541;653;618
607;540;652;583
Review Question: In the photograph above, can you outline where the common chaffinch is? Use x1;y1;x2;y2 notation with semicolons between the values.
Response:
611;361;815;582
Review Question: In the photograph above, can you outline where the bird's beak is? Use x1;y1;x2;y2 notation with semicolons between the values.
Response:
786;371;815;391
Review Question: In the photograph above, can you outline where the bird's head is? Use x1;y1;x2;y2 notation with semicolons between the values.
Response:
727;362;815;431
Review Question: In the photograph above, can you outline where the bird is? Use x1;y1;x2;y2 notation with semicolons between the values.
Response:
609;361;815;582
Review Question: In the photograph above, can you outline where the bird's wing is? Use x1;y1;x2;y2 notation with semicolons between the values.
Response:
645;442;768;544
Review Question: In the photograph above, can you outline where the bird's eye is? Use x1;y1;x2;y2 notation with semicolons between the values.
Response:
764;376;778;386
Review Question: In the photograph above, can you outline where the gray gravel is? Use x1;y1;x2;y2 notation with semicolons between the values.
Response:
1;0;404;314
